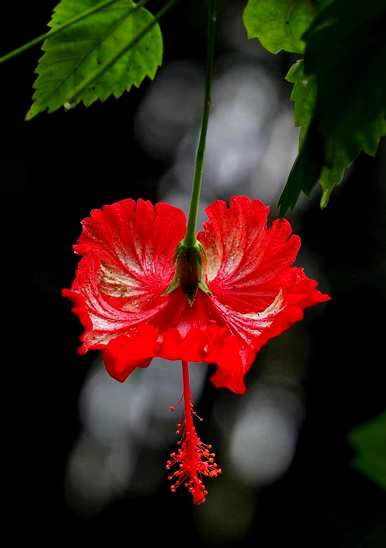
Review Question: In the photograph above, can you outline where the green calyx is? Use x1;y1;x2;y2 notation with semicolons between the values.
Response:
165;239;211;305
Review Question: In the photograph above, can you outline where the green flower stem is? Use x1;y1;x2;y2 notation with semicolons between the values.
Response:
0;0;150;65
183;0;217;248
67;0;178;105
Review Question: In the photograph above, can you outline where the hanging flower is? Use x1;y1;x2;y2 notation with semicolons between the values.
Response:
63;195;329;503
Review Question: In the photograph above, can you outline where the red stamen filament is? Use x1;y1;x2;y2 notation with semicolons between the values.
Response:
166;361;221;504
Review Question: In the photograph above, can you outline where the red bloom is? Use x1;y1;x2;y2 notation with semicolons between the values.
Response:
63;195;329;503
63;195;328;393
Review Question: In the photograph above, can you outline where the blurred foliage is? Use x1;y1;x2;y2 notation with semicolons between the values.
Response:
279;0;386;212
349;412;386;491
27;0;162;119
244;0;386;214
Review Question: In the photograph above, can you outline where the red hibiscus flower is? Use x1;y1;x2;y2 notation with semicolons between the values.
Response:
63;195;329;503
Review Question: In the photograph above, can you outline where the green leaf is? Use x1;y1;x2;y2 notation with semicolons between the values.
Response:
279;0;386;214
349;412;386;491
286;60;316;147
243;0;316;54
27;0;162;120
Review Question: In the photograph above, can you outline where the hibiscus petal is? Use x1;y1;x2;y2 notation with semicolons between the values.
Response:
210;336;255;395
103;324;159;382
209;290;282;343
63;199;186;353
195;196;329;393
160;327;209;362
75;199;186;296
199;196;300;312
261;267;330;343
63;256;168;352
199;196;269;286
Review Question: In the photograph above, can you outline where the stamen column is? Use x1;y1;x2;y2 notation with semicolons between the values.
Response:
166;361;221;504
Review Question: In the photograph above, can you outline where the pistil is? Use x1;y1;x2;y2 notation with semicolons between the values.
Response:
166;361;221;504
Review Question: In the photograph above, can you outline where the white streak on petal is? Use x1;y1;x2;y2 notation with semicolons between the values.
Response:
210;290;284;344
99;263;144;299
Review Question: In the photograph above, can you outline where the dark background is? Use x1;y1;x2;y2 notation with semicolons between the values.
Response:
2;0;386;545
